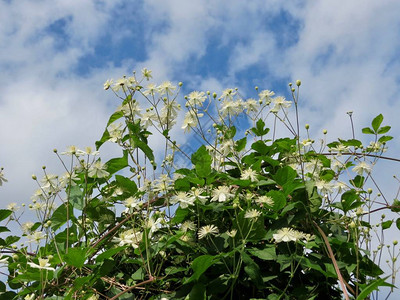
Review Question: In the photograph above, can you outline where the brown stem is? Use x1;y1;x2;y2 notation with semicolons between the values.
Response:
313;221;353;299
109;277;156;300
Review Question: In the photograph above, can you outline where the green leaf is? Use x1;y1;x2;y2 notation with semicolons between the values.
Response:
391;199;400;212
381;220;393;230
371;114;383;132
378;135;393;143
338;138;362;147
225;126;236;139
350;175;365;188
95;129;110;150
267;190;286;211
189;283;206;300
396;218;400;230
69;185;84;210
377;125;391;134
191;145;212;177
64;248;87;268
0;210;12;222
356;277;393;300
0;226;9;233
96;246;126;263
273;166;297;187
106;111;124;127
172;207;189;224
51;203;73;230
242;252;263;288
115;175;137;195
251;119;270;137
106;151;128;175
248;246;276;260
341;190;359;213
362;127;375;135
235;137;247;152
251;140;269;155
186;255;215;284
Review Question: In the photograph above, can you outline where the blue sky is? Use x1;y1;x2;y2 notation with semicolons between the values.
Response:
1;0;400;294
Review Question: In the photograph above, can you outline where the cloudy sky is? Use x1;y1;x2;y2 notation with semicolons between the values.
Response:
0;0;400;290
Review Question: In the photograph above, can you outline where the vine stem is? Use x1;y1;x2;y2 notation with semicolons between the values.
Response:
313;221;354;299
109;276;156;300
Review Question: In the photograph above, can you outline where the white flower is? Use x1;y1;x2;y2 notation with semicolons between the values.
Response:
187;91;207;107
367;141;387;152
219;88;236;101
117;102;142;118
123;197;141;209
244;209;261;220
211;186;234;202
352;161;372;176
158;81;176;95
220;100;243;117
255;195;274;206
188;188;208;204
108;123;124;143
24;294;36;300
28;258;55;271
273;227;303;243
182;111;202;133
335;181;349;193
88;160;109;178
0;254;9;265
315;180;334;195
0;168;7;186
181;221;196;233
245;98;259;112
112;229;142;248
141;110;158;128
171;192;195;208
61;145;80;156
21;222;35;234
258;90;275;104
226;229;237;238
103;79;113;90
270;96;291;113
141;68;152;80
240;168;258;182
142;83;158;96
7;202;19;212
198;225;219;239
112;77;130;92
330;144;349;154
27;231;46;244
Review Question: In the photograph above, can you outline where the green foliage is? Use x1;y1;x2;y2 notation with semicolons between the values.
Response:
0;71;398;300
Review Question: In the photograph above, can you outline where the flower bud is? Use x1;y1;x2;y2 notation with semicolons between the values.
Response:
53;149;58;153
178;82;183;87
213;92;217;99
393;240;398;245
296;80;301;87
305;124;310;130
323;129;327;134
367;188;373;194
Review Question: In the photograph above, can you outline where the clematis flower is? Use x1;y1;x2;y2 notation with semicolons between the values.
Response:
0;168;7;186
244;209;261;220
198;225;219;239
211;186;234;202
240;168;258;182
352;161;372;175
88;160;109;178
27;258;55;271
273;227;304;243
270;96;291;113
